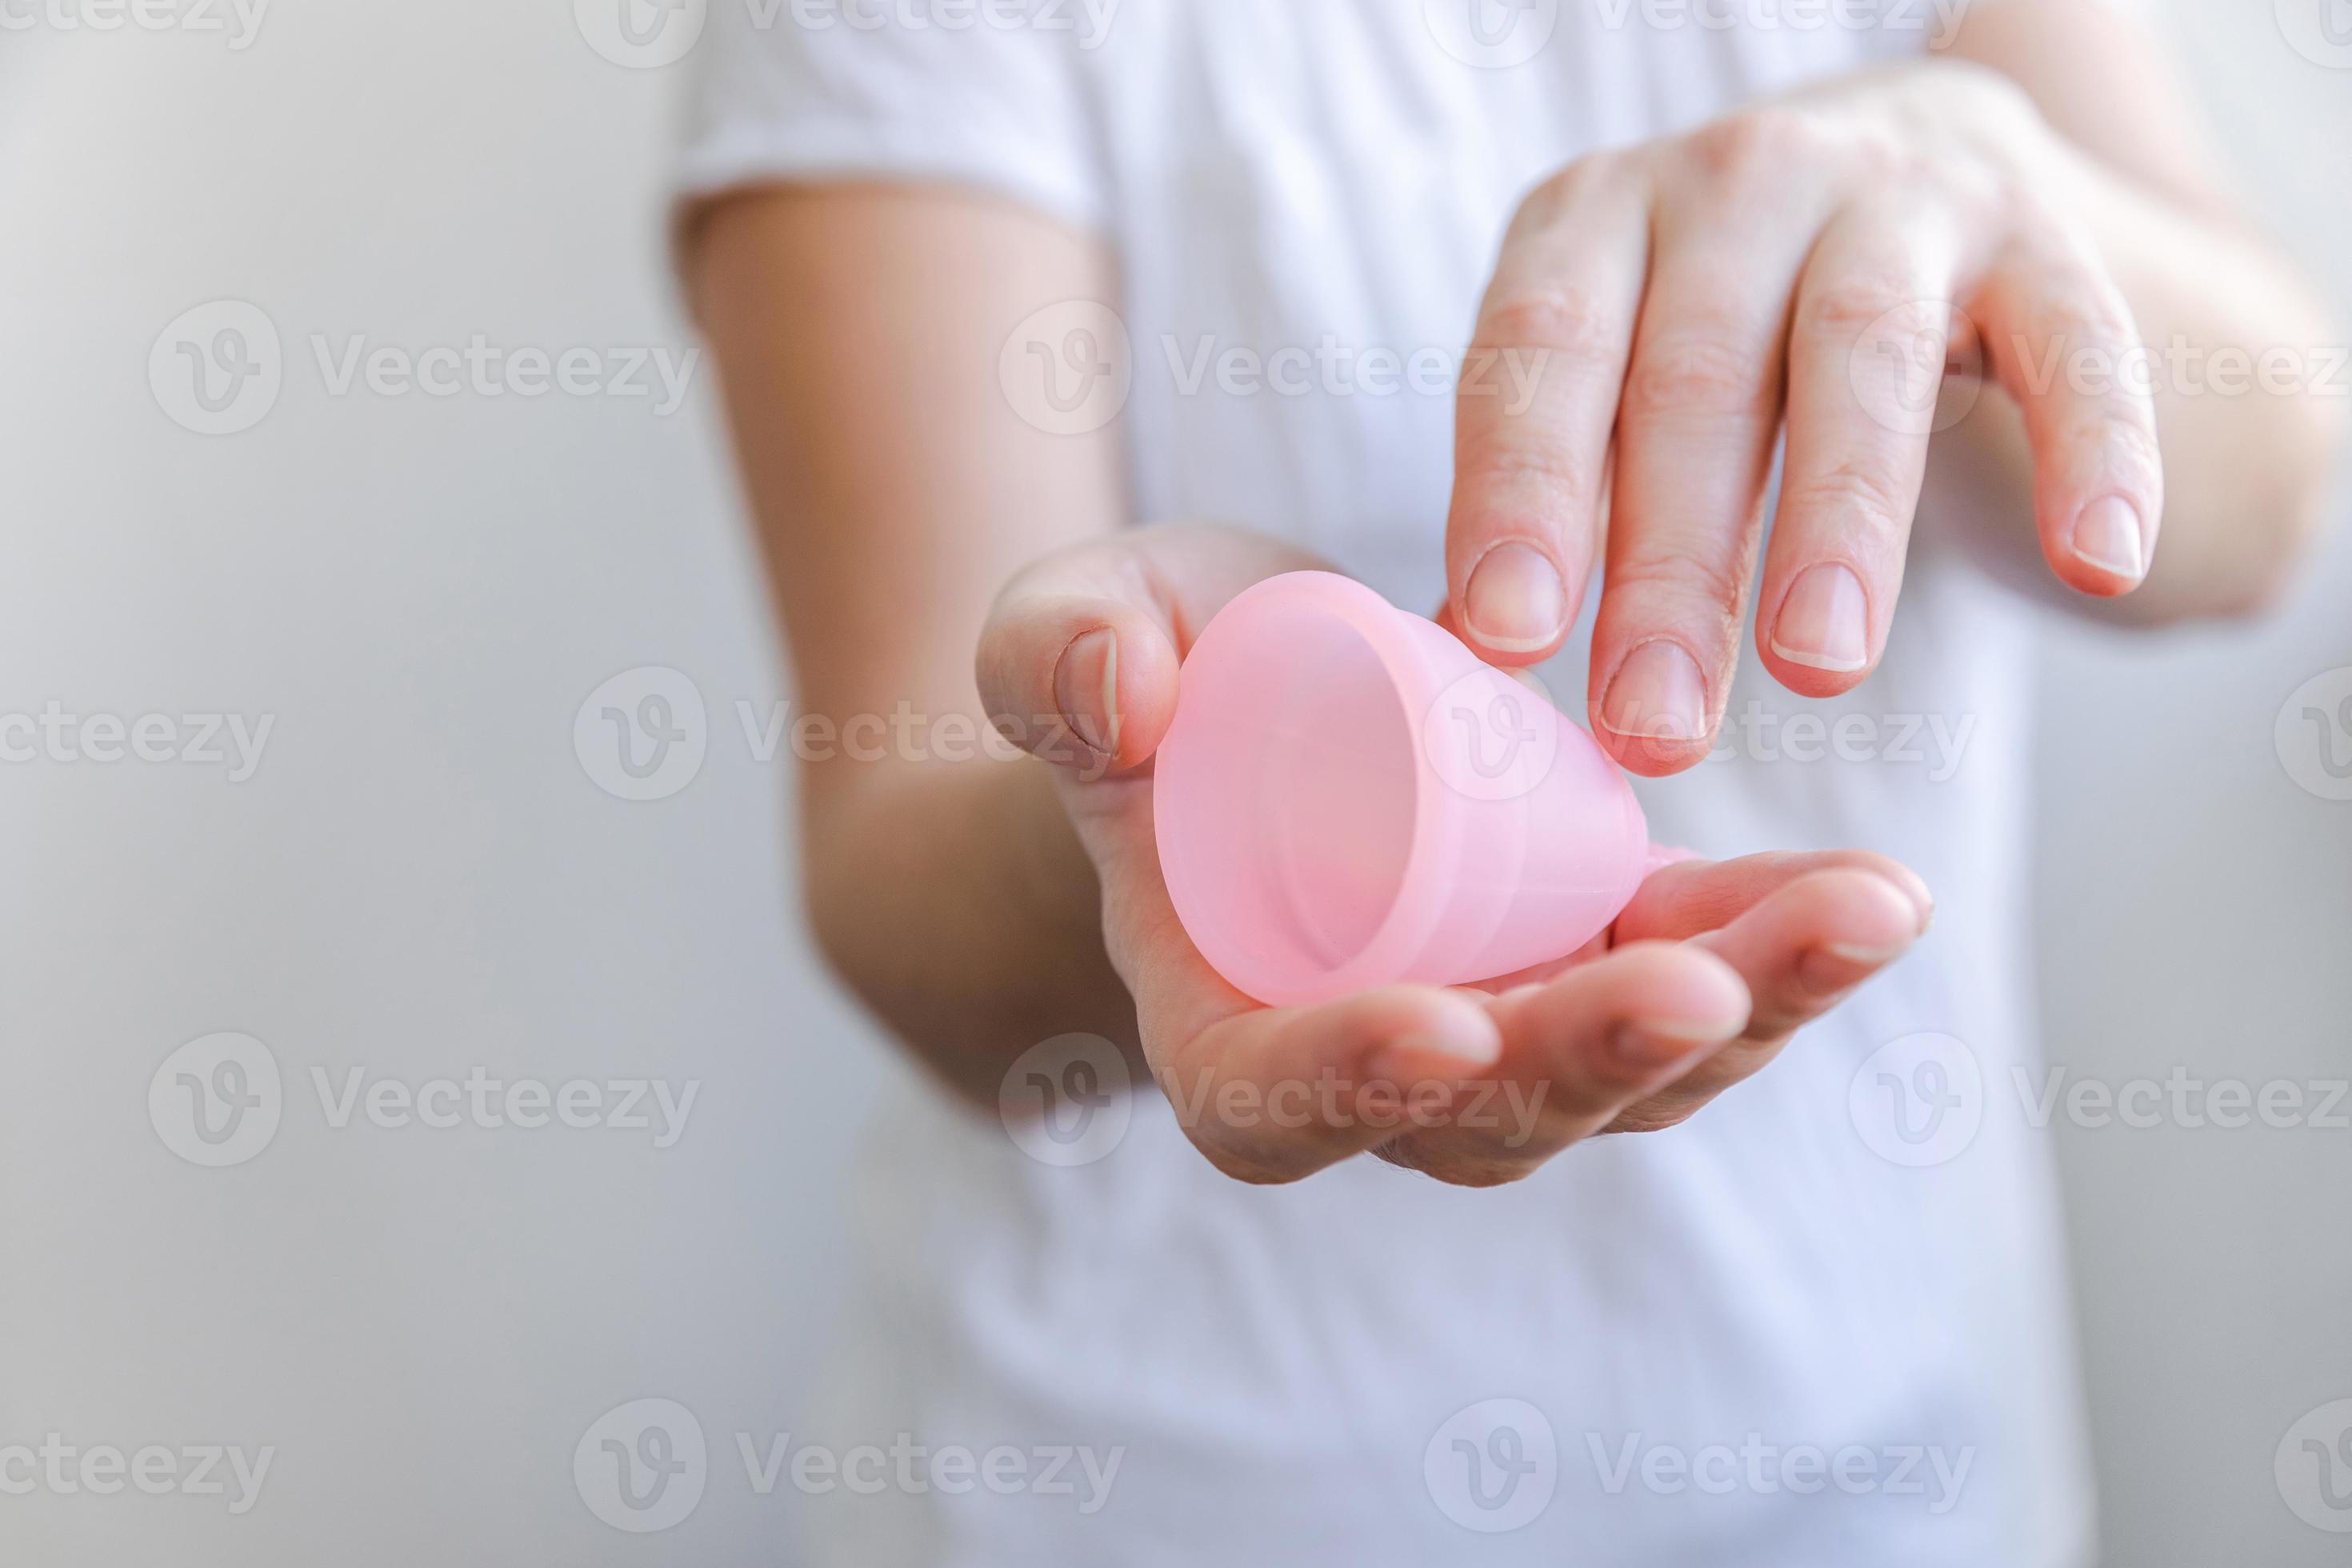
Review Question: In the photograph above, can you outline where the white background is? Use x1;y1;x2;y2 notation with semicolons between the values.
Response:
0;2;2346;1562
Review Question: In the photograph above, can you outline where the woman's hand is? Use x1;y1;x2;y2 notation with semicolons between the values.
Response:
1446;60;2170;774
979;522;1932;1185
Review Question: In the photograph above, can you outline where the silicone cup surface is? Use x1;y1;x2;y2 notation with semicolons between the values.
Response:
1153;572;1655;1007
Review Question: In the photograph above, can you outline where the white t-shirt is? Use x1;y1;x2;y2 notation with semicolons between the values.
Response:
680;3;2090;1562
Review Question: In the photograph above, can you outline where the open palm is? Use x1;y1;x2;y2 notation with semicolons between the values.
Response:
980;522;1930;1186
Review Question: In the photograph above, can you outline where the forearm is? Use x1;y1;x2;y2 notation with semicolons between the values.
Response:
802;756;1136;1106
685;183;1139;1103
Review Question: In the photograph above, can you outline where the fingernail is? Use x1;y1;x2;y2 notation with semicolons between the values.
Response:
1824;941;1910;966
1599;639;1708;741
1801;874;1925;988
1053;628;1118;756
1800;940;1912;992
1610;1016;1739;1070
2070;496;2145;579
1375;1030;1502;1082
1769;562;1870;674
1464;540;1568;653
1877;868;1935;933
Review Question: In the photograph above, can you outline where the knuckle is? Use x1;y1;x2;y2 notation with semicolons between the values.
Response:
2034;296;2138;354
1841;124;1913;181
1477;284;1620;361
1684;108;1822;182
1926;150;2006;218
1737;1010;1806;1049
1514;151;1630;233
1603;1098;1702;1135
1782;460;1915;536
1803;276;1927;340
1605;541;1750;625
1410;1149;1542;1188
2001;190;2097;261
1816;848;1915;889
1937;58;2040;135
2072;408;2163;482
1624;332;1774;418
1185;1130;1303;1186
1456;432;1598;510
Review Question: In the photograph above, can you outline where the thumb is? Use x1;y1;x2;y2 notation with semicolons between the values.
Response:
975;523;1334;774
976;570;1181;774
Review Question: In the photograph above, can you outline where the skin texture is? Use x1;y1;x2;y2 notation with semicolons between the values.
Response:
686;2;2342;1185
1445;51;2342;774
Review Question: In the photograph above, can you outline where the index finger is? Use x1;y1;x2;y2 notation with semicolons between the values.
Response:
1444;155;1652;666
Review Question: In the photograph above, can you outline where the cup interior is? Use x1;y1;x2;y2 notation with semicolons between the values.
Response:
1172;598;1418;985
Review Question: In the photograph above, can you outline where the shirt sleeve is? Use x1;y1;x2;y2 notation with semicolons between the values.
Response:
673;1;1107;234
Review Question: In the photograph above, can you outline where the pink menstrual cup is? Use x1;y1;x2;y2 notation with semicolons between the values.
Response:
1153;570;1661;1007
